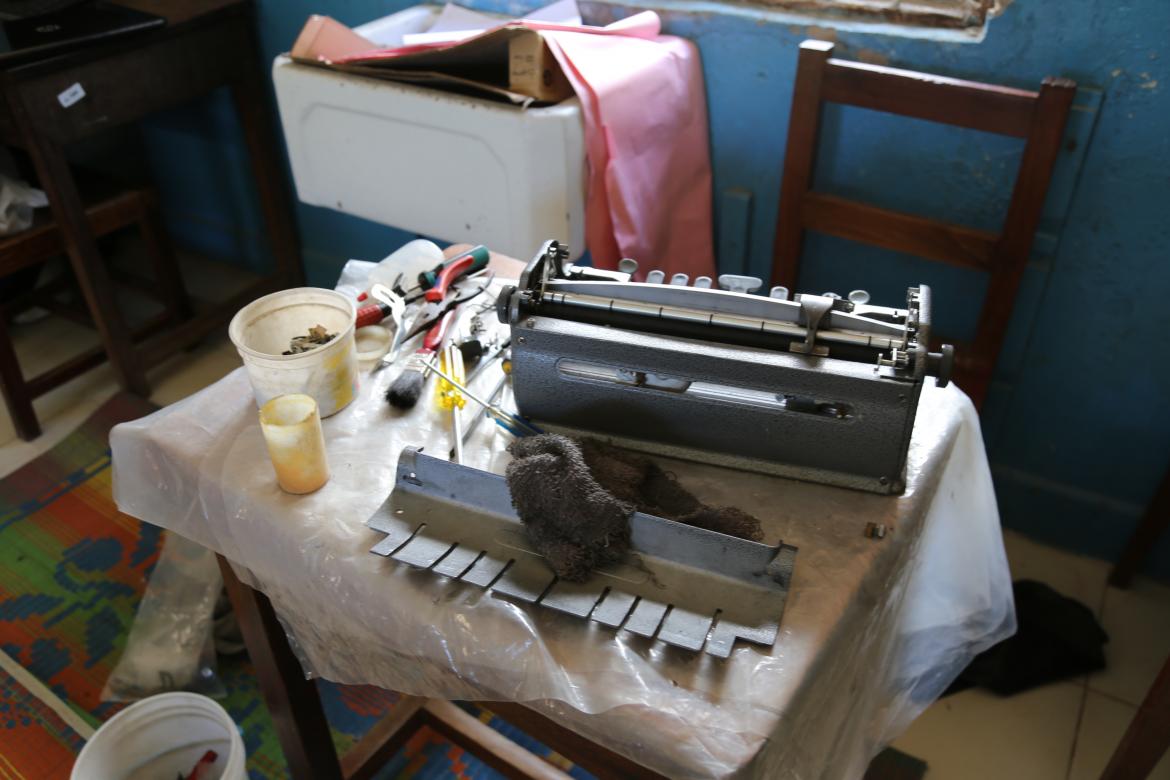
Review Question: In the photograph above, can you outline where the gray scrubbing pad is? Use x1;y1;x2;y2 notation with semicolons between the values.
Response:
505;435;633;582
579;438;765;542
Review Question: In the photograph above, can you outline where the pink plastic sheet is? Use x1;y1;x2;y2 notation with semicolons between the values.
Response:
539;16;716;277
297;11;716;277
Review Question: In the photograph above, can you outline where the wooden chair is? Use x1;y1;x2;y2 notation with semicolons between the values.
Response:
1109;462;1170;588
1100;653;1170;780
771;40;1075;408
0;181;189;440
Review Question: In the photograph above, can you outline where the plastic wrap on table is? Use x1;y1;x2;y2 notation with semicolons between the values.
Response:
110;262;1014;779
102;531;224;701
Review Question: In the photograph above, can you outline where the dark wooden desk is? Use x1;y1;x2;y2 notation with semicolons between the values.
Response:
0;0;302;403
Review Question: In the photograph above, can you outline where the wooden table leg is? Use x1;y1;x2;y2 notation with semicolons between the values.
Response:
215;556;663;780
1100;653;1170;780
230;22;304;289
8;93;150;398
0;312;40;440
217;555;343;780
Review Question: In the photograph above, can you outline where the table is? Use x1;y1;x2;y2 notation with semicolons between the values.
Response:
0;0;302;420
111;252;1015;779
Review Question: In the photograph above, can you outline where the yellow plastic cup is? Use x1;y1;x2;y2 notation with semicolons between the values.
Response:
258;394;330;494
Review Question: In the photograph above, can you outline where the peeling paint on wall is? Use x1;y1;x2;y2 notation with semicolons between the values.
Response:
804;24;838;41
855;47;890;64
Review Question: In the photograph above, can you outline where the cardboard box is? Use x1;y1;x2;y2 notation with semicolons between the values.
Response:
292;16;574;105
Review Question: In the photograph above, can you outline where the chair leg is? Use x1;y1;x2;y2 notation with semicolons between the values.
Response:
1109;466;1170;589
0;312;40;441
1100;654;1170;780
138;190;192;323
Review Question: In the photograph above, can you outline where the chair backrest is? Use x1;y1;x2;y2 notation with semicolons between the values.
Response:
771;40;1075;408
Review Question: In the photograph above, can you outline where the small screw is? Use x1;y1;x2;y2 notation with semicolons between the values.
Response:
518;336;526;344
879;476;889;485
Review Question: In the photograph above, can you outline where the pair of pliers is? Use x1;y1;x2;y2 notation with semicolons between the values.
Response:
398;248;490;344
371;246;489;369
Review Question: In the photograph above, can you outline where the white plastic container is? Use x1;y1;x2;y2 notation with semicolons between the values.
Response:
365;239;445;297
229;288;358;417
71;692;245;780
272;5;586;260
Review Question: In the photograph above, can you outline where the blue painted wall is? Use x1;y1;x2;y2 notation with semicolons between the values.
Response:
144;0;1170;578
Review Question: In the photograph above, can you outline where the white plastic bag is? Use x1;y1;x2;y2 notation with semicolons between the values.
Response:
0;173;48;235
102;532;225;701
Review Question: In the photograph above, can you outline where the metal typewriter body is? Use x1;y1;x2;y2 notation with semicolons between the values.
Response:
496;241;954;494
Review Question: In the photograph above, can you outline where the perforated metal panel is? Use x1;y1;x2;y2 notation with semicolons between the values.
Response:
366;448;798;658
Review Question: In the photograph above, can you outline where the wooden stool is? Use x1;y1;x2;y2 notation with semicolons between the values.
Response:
1;0;305;435
0;183;188;440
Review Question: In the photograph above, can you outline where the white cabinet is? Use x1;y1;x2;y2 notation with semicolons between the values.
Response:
272;5;586;259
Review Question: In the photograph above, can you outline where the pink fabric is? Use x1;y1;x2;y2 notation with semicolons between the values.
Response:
323;11;716;276
536;14;715;275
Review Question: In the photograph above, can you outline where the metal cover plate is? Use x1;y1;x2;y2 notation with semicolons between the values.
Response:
366;447;798;658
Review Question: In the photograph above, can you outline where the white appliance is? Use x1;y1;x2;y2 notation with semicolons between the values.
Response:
272;5;586;259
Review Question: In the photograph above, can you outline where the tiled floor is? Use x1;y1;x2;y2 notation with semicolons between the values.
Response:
1;298;1168;779
892;535;1170;780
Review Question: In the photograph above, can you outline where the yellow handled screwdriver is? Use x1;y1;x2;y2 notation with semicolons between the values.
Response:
436;343;467;464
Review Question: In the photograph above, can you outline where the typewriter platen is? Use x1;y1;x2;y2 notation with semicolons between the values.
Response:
496;240;954;493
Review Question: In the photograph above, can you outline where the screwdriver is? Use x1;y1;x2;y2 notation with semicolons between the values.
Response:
422;356;541;437
436;343;467;464
418;245;489;294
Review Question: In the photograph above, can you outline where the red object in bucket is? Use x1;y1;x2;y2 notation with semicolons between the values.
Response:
183;749;218;780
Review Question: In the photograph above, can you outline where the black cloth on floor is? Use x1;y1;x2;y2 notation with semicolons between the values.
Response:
945;579;1108;696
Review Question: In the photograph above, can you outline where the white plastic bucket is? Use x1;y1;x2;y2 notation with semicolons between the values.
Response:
229;287;358;417
71;692;245;780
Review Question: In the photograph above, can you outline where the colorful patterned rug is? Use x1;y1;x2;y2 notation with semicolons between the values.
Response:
0;664;86;779
0;393;590;779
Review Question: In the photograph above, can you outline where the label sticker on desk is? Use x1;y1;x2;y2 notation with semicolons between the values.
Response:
57;83;86;108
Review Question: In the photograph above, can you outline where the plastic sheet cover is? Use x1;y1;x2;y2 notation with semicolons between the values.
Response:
111;261;1014;779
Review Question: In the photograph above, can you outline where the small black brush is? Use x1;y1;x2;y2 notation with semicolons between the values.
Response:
386;310;454;409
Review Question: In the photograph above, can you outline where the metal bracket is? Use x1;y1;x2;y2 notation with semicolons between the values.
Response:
366;448;799;658
790;294;833;356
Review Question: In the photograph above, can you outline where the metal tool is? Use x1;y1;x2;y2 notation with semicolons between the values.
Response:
390;248;491;364
422;357;541;437
495;240;955;494
459;369;509;447
366;447;798;658
370;283;407;370
463;338;509;386
437;343;467;464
